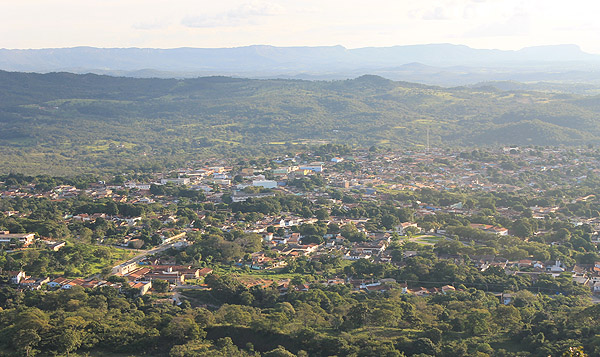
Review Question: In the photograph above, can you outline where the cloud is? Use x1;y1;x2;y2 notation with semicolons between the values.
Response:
422;7;450;20
133;19;170;30
463;10;530;37
554;23;600;32
181;2;283;28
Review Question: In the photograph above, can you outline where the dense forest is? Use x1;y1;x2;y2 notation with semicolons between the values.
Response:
0;277;598;356
2;71;600;174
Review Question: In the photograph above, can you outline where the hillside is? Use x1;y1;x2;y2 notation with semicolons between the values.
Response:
1;70;600;174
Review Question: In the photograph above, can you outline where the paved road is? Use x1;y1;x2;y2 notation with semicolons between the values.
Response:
111;234;188;272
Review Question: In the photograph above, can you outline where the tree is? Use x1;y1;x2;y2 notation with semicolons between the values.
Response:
314;208;330;221
346;303;369;328
153;279;169;293
13;329;41;357
264;346;296;357
512;219;533;238
57;328;83;356
162;316;203;343
465;309;491;336
381;214;399;230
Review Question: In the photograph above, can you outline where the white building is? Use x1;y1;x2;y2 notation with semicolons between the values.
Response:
299;164;323;172
252;180;278;189
160;178;190;185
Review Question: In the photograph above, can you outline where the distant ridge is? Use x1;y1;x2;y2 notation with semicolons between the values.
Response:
1;44;600;86
2;70;600;174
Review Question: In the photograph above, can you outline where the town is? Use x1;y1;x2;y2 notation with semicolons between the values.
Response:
2;144;600;355
3;145;600;293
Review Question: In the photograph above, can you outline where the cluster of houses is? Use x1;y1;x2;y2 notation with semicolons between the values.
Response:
5;270;153;295
4;258;215;296
113;259;213;286
6;147;600;302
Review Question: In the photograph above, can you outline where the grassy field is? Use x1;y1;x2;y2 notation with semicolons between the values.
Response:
408;235;444;246
8;244;136;278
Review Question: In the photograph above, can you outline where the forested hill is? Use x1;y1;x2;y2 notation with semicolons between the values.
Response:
1;70;600;174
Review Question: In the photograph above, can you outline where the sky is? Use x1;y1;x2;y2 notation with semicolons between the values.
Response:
2;0;600;53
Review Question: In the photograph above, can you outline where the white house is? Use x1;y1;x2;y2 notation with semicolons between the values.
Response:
299;164;323;172
252;180;278;189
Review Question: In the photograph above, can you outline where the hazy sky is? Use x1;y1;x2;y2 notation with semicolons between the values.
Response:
2;0;600;53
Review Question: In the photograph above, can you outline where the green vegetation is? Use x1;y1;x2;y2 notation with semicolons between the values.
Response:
3;71;600;174
5;244;134;278
0;281;596;356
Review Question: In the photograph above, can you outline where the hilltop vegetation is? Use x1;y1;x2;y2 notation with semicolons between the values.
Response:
2;71;600;174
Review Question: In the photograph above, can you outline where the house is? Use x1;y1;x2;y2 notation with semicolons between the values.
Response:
501;293;513;305
343;252;372;260
20;277;50;290
262;232;274;242
441;285;456;294
364;284;389;292
180;269;203;280
299;164;323;172
0;232;35;247
252;180;278;189
394;222;420;235
412;287;430;297
48;277;70;289
547;260;566;273
324;278;345;286
470;224;508;236
398;283;408;294
8;271;27;284
62;279;86;289
81;280;102;289
45;240;66;251
145;272;185;285
160;177;190;185
124;267;151;281
114;261;138;275
128;281;152;296
198;268;213;277
516;259;533;268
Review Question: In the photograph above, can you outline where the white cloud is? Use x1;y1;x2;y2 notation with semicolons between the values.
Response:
181;2;283;28
422;7;450;20
463;9;530;37
133;19;170;30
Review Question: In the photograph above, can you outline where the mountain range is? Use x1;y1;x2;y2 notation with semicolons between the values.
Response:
2;44;600;87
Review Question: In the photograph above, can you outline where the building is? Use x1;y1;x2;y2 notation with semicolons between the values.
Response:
113;261;138;275
128;281;152;296
8;271;27;284
145;272;185;285
252;180;278;189
160;178;190;185
0;231;35;247
299;163;323;172
48;277;71;289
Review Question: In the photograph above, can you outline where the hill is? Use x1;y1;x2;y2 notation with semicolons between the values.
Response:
3;44;600;87
1;71;600;174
